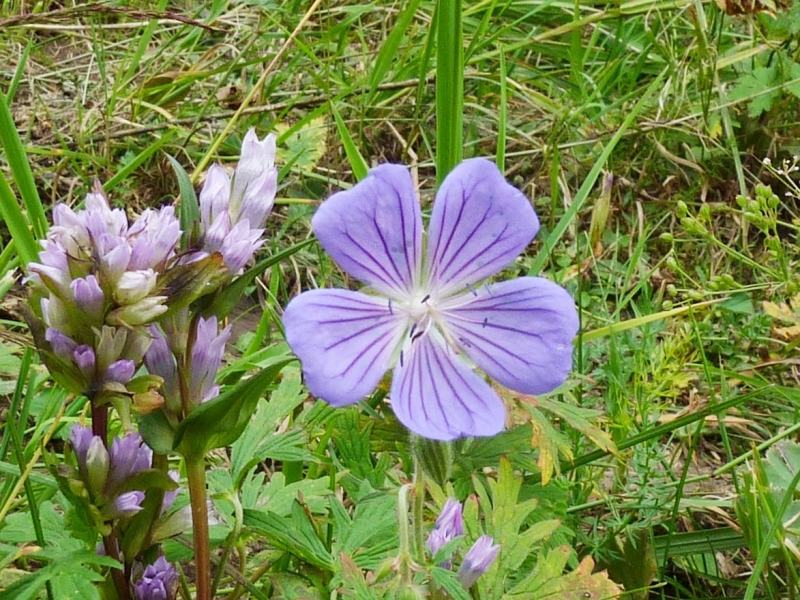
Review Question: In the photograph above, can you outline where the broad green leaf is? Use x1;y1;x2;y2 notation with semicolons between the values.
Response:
508;553;622;599
334;494;398;570
174;358;293;459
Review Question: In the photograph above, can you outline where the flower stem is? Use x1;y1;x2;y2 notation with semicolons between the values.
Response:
186;456;211;600
396;484;413;585
413;460;426;560
102;531;132;600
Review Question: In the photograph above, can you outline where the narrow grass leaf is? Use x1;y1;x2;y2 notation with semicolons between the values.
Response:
497;46;507;172
436;0;463;186
330;103;369;182
104;130;176;192
368;0;423;100
0;92;47;241
0;172;39;268
528;69;667;275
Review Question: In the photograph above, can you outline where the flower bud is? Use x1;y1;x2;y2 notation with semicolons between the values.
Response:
105;359;135;384
458;536;499;588
114;269;158;305
133;556;179;600
73;345;97;380
108;296;168;327
45;328;77;362
107;491;145;518
85;436;110;497
71;275;105;322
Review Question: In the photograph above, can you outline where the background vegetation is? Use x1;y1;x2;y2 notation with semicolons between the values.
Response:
1;0;800;598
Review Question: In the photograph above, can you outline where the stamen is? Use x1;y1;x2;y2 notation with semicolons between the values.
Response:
411;331;424;343
458;336;472;348
400;350;404;367
466;283;478;297
409;322;417;339
388;299;393;315
482;317;488;328
421;294;430;304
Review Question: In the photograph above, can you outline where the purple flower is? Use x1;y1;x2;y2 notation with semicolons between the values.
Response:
45;328;77;361
127;207;181;271
105;359;135;384
188;316;231;404
458;535;499;588
144;326;181;414
71;275;105;322
73;345;97;379
282;159;579;441
427;498;464;565
70;424;94;466
106;433;152;493
108;490;146;518
198;128;277;272
134;556;179;600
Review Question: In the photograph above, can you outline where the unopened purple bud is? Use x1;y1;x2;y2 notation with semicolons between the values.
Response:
144;326;181;414
134;556;179;600
219;220;263;273
96;326;127;374
109;491;145;518
105;359;135;384
230;129;277;227
114;269;158;305
458;536;499;589
71;275;105;321
427;498;464;560
161;471;180;515
85;436;110;496
128;207;181;271
70;424;94;466
188;316;231;404
107;433;152;493
199;164;231;234
101;243;132;284
46;328;77;362
74;345;96;379
28;263;72;300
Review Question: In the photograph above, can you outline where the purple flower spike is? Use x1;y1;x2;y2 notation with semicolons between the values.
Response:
283;159;579;441
458;535;499;588
134;555;179;600
107;433;152;493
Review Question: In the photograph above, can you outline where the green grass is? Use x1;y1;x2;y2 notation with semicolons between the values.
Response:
2;0;800;598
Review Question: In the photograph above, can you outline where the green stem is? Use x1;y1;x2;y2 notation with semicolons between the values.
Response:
396;484;413;585
186;457;211;600
413;468;426;560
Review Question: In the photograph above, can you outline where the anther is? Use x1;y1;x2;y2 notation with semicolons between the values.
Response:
388;299;393;315
466;283;478;297
421;294;430;304
400;350;404;367
409;322;417;339
482;317;488;328
411;331;424;343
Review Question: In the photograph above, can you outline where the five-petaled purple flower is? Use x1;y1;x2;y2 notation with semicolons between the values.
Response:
283;159;579;440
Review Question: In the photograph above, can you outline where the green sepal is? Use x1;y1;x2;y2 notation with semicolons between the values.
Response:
119;468;179;496
126;374;164;394
157;252;229;316
167;154;201;251
174;358;294;460
412;436;453;488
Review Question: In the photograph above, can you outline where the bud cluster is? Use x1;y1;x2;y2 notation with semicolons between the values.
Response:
425;498;499;589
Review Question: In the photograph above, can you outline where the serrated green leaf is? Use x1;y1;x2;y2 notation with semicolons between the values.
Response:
728;65;780;117
431;566;471;600
243;501;334;570
334;494;398;570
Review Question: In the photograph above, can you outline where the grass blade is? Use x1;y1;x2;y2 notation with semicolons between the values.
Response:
0;91;47;241
436;0;463;186
369;0;423;101
0;170;39;268
330;102;369;181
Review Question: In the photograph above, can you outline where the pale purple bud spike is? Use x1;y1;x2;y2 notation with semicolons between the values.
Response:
101;244;132;284
105;359;135;384
85;436;110;497
427;498;464;562
71;275;105;321
107;433;152;493
73;345;96;380
109;491;145;518
458;536;499;588
188;316;231;404
144;326;181;414
134;556;179;600
46;328;77;361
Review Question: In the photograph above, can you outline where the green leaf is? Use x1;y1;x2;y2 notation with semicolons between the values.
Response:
167;154;201;250
243;501;334;570
330;102;369;182
728;64;780;117
137;408;176;455
104;130;175;192
368;0;423;99
508;551;622;599
435;0;464;186
333;494;398;570
0;170;39;268
431;567;471;600
174;358;293;459
0;91;47;243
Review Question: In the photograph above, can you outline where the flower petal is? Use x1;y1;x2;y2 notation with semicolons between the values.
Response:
390;333;505;441
283;289;406;406
425;158;539;296
312;165;422;298
440;277;578;395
